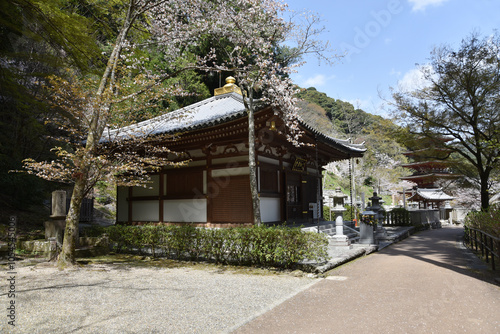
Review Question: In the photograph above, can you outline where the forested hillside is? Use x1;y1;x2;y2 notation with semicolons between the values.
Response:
297;87;410;204
297;87;379;136
0;0;211;219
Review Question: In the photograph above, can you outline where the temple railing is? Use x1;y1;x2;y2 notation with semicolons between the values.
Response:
464;226;499;271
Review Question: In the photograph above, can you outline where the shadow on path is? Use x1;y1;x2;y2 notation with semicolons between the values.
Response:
379;225;498;286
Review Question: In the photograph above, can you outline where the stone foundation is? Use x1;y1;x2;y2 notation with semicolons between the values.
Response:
16;236;109;258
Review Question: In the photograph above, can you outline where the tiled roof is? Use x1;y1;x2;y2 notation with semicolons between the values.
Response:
300;121;366;154
102;92;366;155
102;92;246;142
409;188;454;201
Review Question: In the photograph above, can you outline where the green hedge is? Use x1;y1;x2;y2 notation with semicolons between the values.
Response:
84;224;330;269
464;204;500;238
323;204;359;222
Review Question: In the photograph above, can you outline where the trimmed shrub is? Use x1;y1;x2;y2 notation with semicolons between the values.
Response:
323;204;360;224
344;204;359;223
464;204;500;238
84;224;330;269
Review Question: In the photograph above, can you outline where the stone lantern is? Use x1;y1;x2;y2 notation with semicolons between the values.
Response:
369;192;382;224
368;191;387;239
330;187;350;246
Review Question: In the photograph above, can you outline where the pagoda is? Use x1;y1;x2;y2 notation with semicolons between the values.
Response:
400;137;459;209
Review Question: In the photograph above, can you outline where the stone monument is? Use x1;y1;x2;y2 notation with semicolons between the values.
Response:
359;208;376;244
44;190;67;244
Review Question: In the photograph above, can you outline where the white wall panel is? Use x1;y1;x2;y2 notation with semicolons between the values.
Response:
212;167;250;177
132;201;159;222
164;199;207;223
260;197;281;222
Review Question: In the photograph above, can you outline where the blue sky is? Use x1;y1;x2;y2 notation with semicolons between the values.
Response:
284;0;500;117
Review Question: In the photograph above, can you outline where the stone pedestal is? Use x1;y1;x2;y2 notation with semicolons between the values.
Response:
48;237;58;259
359;222;375;244
44;220;66;244
335;215;344;236
330;215;350;246
376;225;387;238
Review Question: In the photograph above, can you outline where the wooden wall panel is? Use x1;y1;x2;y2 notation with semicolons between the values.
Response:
260;168;279;193
210;175;252;224
166;170;204;197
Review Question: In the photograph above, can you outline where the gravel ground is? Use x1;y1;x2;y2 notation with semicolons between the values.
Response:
1;261;316;334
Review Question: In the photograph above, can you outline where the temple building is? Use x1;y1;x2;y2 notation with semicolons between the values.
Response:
107;77;365;227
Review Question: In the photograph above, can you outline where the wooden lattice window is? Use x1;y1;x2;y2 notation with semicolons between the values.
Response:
166;170;203;197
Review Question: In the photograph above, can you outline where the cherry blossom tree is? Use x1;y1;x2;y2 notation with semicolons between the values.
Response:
203;1;334;224
23;0;335;267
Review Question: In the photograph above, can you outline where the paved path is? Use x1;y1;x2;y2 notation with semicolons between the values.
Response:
233;226;500;333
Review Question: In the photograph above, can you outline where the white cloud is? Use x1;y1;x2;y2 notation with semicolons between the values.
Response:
347;98;388;117
408;0;450;12
390;68;402;76
398;65;433;91
302;74;334;87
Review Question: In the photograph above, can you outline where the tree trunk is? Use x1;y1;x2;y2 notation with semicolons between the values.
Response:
246;91;261;226
57;172;87;268
55;3;136;267
479;172;490;211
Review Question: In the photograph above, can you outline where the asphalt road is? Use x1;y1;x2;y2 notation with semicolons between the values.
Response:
233;226;500;333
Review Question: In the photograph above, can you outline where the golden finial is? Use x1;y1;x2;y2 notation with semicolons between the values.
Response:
225;76;236;85
214;76;242;96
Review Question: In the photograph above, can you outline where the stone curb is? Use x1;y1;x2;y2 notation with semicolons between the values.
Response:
313;245;378;273
302;226;418;274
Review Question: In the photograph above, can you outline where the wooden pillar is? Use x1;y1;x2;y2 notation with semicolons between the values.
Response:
159;172;164;223
206;150;213;226
127;187;133;224
318;166;323;220
279;154;284;222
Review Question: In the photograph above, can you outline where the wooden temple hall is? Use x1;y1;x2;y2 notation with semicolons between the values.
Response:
109;78;365;227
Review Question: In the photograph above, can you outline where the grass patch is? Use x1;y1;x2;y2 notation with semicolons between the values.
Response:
74;253;312;277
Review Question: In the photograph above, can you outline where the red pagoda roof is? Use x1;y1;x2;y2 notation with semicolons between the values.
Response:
400;173;460;188
400;173;460;181
402;148;453;159
401;160;452;169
